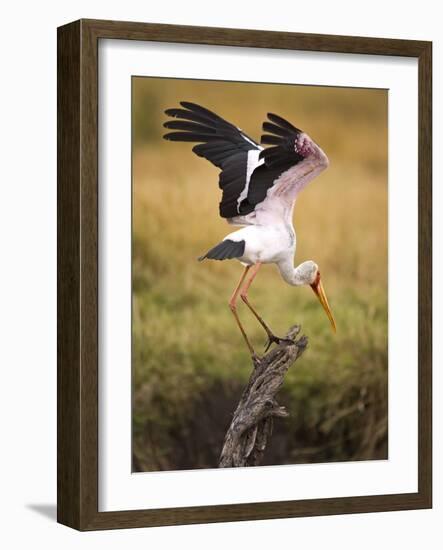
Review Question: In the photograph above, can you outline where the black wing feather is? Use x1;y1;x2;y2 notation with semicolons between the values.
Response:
260;134;283;146
163;132;221;143
258;113;304;170
165;108;213;126
198;239;245;261
180;101;233;126
163;120;217;134
262;121;290;137
266;113;301;133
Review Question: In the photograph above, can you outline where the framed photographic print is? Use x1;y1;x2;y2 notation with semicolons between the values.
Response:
57;19;432;530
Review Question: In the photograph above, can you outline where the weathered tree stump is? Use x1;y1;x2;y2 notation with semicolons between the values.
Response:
219;325;308;468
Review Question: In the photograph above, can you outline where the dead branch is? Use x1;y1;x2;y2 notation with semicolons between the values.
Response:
219;325;308;468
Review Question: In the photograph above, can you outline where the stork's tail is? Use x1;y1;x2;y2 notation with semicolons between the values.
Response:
198;239;245;261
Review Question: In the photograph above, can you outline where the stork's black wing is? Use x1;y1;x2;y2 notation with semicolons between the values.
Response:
247;113;329;209
259;113;304;168
163;102;262;218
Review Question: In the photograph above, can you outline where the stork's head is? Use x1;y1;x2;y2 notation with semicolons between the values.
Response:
299;261;336;333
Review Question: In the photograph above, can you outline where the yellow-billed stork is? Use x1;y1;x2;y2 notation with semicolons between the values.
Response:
164;102;336;361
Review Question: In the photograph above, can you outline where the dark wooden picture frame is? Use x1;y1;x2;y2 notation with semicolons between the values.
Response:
57;18;432;530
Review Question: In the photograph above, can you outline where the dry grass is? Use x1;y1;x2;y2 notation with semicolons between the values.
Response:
132;77;388;471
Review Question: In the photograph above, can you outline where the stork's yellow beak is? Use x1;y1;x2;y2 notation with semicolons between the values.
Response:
310;275;336;333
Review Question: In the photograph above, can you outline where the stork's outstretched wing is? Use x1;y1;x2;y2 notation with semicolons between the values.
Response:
254;114;329;214
163;102;263;218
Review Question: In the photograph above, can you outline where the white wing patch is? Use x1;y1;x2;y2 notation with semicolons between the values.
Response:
236;149;264;213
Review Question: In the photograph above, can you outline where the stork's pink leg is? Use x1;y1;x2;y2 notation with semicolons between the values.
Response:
240;262;293;352
228;266;259;361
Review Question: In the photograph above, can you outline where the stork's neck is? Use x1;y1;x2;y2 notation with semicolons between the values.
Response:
277;259;315;286
277;260;304;286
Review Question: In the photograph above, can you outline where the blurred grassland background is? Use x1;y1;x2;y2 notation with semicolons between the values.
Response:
132;77;388;472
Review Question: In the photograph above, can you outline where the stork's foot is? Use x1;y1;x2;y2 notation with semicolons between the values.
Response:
264;334;294;352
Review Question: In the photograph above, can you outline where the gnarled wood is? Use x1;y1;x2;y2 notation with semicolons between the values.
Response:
219;325;308;468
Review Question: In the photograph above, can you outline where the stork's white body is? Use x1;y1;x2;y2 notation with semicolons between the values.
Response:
225;221;295;266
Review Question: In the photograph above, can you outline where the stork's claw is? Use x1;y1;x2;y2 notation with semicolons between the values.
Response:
264;334;294;352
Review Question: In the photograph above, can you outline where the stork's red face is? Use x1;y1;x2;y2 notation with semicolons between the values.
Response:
310;271;336;332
